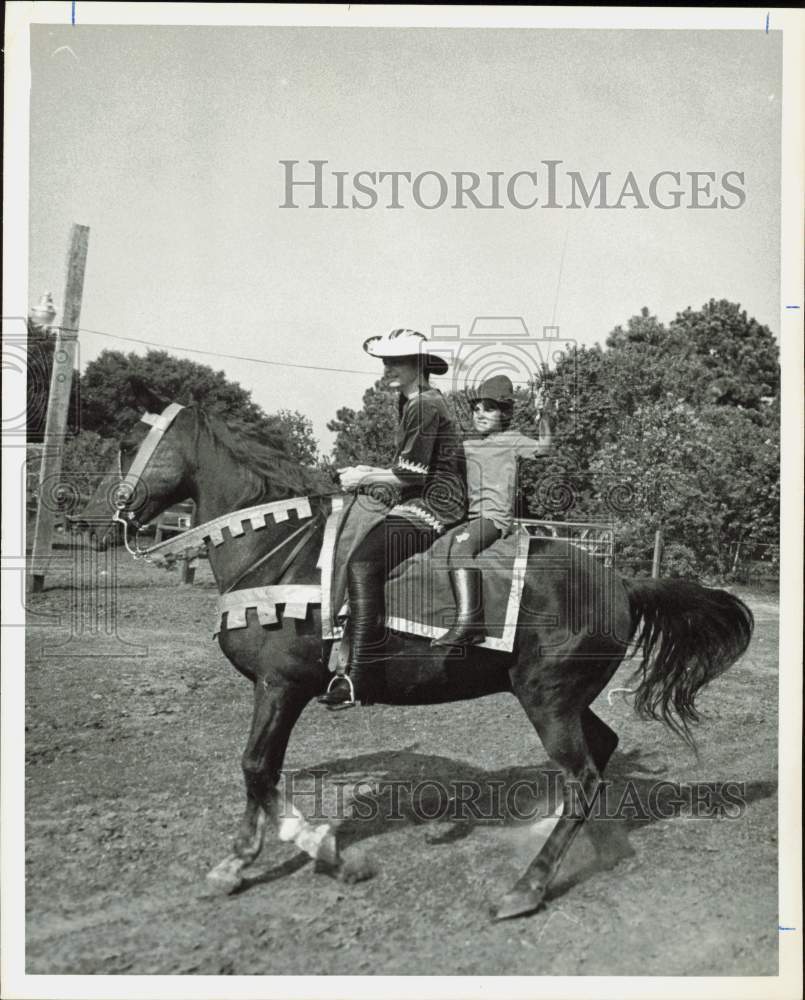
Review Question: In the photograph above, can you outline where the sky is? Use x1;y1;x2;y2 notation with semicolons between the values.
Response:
28;25;782;452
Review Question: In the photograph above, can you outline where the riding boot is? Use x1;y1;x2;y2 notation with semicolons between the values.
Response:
432;568;486;647
318;561;386;708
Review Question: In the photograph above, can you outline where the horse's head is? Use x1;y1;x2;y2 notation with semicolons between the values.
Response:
70;379;195;550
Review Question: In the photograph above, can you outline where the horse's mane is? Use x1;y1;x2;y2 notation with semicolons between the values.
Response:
194;407;335;504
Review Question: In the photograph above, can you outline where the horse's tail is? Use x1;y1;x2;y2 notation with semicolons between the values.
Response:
623;578;754;747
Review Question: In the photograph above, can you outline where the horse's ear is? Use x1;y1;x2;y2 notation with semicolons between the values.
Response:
129;376;170;414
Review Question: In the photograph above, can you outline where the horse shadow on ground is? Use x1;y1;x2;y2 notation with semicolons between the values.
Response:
238;746;776;902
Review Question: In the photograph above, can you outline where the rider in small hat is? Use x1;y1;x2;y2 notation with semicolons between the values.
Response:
319;329;467;708
432;373;551;647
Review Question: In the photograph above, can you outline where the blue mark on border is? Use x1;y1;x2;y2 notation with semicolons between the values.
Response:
786;306;800;309
72;1;75;25
765;13;769;33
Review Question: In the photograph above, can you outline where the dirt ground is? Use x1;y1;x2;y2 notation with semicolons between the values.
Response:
23;555;779;976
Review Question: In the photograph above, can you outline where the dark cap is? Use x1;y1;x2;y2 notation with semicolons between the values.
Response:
467;375;515;405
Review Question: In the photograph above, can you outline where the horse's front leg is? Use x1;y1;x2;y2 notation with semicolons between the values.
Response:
206;675;338;894
205;675;303;892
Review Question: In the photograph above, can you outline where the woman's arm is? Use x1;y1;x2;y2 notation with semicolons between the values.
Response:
512;416;553;459
338;466;404;492
537;413;553;449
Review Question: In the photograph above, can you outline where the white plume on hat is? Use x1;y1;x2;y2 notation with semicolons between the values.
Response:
363;328;449;375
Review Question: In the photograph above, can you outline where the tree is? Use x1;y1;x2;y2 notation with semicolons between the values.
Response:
587;398;779;578
79;349;320;466
25;431;118;530
666;299;779;410
328;380;399;467
274;409;319;466
80;349;267;438
605;306;667;350
524;300;780;525
603;301;779;414
325;300;780;578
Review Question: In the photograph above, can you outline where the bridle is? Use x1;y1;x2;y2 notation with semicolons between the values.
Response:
112;402;185;560
111;402;327;584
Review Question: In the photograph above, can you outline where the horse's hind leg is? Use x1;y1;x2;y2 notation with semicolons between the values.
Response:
495;688;613;921
579;707;636;869
581;708;619;773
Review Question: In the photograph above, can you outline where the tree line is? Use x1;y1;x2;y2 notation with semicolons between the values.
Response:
329;300;779;579
25;333;323;515
27;298;779;579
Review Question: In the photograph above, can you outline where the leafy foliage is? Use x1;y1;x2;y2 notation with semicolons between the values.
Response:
328;301;780;578
80;350;267;437
273;409;320;467
26;296;779;579
62;431;119;506
78;350;320;466
666;299;779;409
26;431;118;531
328;380;399;468
587;399;779;578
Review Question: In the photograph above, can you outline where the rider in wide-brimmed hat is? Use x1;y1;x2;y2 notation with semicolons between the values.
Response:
318;329;467;708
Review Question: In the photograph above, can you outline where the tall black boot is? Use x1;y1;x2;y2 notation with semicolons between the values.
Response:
318;561;386;708
432;568;485;647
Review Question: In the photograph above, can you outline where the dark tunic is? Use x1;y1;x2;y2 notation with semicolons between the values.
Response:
389;387;467;533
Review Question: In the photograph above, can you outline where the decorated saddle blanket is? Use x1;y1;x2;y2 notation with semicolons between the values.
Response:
203;495;529;653
320;496;530;653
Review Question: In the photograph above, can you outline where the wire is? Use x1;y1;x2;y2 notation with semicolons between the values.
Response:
78;326;376;376
551;223;571;327
77;323;556;387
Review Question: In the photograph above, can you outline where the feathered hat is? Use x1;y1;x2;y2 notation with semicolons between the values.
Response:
362;328;449;376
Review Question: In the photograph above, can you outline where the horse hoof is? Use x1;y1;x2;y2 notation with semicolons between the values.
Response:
339;847;377;884
492;887;545;921
205;856;245;895
315;828;341;869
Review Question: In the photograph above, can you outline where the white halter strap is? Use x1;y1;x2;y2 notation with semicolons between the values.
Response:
119;402;185;496
113;402;185;558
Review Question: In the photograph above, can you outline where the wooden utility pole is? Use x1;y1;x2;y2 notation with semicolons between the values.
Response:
30;224;90;592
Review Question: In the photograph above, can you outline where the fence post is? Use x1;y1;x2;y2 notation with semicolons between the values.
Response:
651;528;664;579
731;539;743;575
181;501;198;585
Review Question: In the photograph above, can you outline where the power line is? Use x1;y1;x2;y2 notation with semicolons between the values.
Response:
77;323;554;387
551;223;571;326
78;326;376;376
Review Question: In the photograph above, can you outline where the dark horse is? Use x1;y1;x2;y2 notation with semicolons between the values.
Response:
74;385;754;920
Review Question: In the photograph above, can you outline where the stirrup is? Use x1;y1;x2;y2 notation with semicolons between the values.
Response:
318;672;356;711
